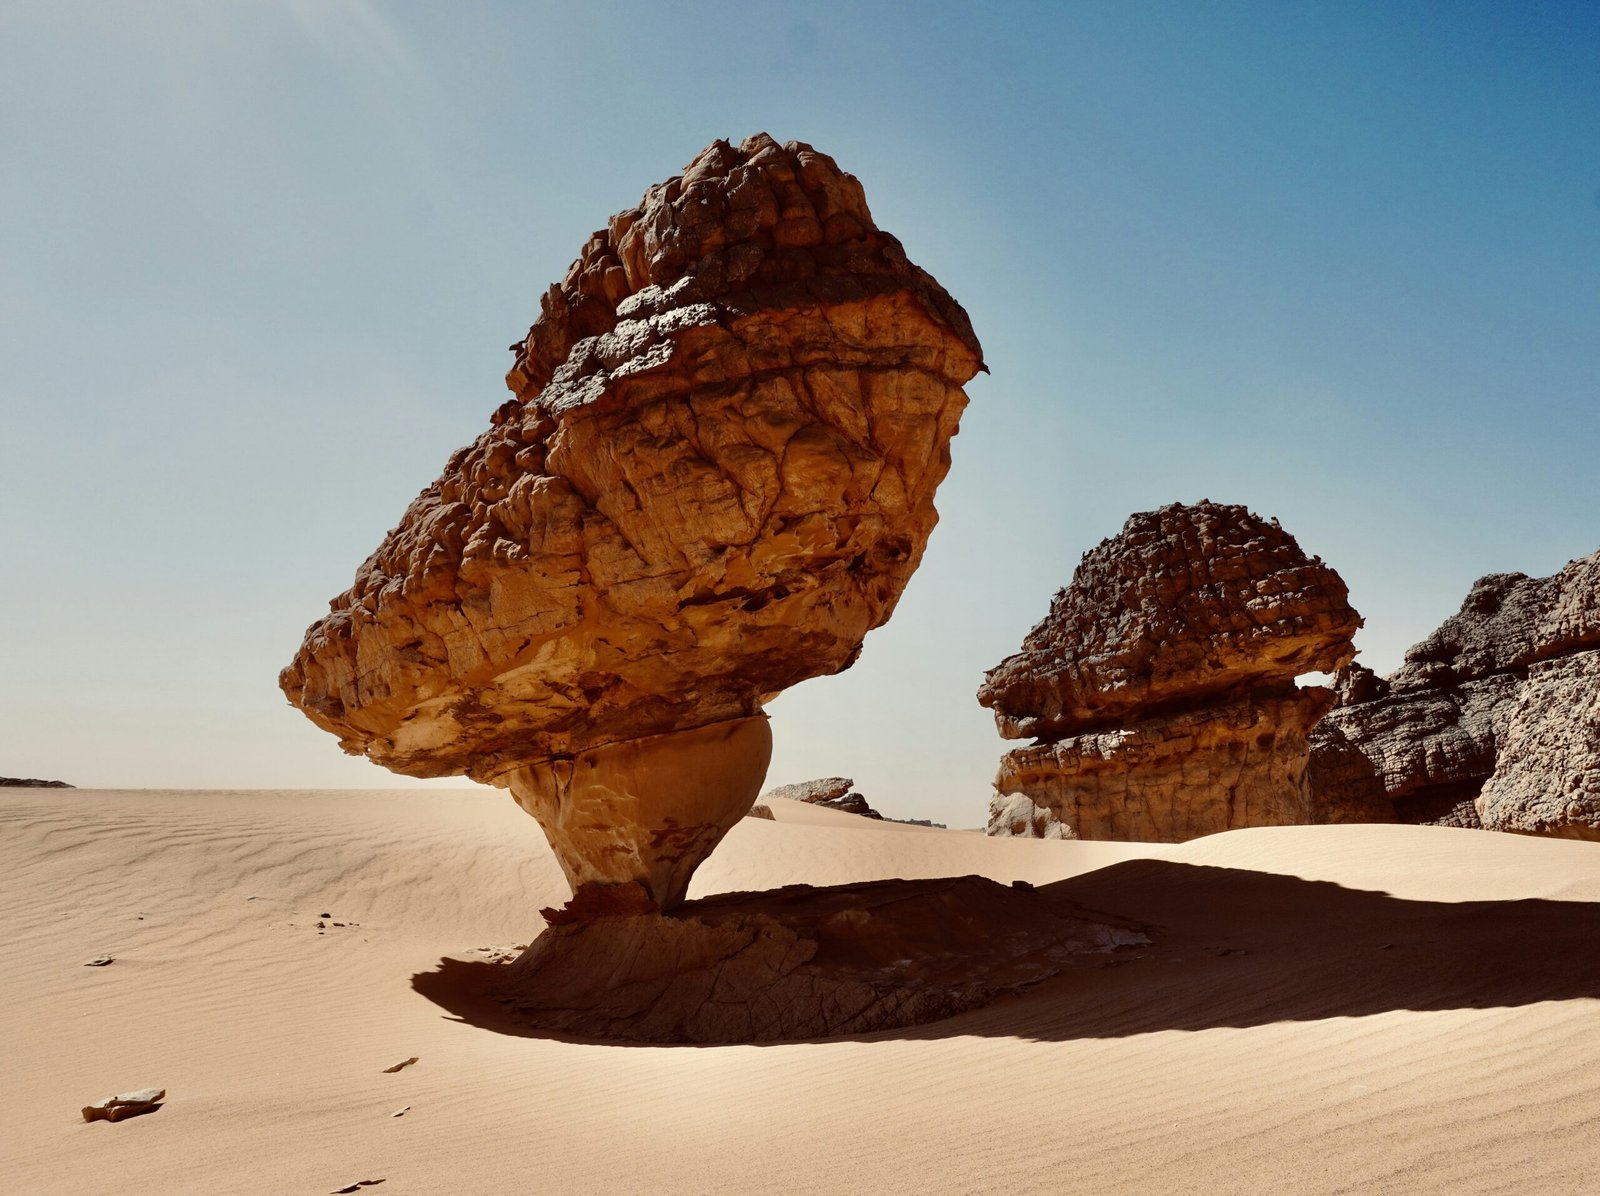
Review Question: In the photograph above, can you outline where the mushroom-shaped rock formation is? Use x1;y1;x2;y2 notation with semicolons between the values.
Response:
1309;549;1600;838
979;501;1361;842
281;134;984;908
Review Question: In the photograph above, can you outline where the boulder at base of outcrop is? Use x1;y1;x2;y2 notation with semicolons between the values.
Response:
484;877;1149;1044
979;501;1360;842
1308;549;1600;839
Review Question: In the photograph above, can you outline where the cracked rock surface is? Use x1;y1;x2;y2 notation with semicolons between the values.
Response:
281;133;983;785
980;502;1360;842
1309;550;1600;839
279;134;982;908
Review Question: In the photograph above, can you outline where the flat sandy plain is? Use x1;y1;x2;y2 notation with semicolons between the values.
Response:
5;787;1599;1195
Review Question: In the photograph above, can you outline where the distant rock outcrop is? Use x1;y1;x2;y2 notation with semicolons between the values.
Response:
280;134;983;912
762;776;883;819
1309;550;1600;839
0;777;73;788
980;501;1361;842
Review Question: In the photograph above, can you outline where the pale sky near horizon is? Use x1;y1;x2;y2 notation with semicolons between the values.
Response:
4;2;1598;825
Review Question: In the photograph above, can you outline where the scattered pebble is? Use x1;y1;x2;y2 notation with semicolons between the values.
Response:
83;955;115;967
1216;948;1250;957
320;913;332;919
82;1087;164;1123
390;1106;410;1118
331;1181;386;1194
1377;943;1395;950
382;1057;418;1074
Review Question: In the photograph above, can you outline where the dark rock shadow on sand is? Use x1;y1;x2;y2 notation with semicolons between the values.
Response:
411;862;1600;1047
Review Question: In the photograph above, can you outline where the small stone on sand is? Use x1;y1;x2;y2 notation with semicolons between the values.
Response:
381;1057;418;1074
81;1088;164;1123
83;955;114;967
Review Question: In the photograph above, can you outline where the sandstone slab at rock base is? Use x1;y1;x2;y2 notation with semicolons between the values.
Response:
500;715;772;909
431;877;1149;1044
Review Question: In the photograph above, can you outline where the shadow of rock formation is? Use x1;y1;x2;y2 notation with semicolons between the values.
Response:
413;875;1148;1044
414;859;1600;1046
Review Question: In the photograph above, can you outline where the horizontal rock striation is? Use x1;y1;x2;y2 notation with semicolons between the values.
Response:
981;501;1360;842
1310;550;1600;839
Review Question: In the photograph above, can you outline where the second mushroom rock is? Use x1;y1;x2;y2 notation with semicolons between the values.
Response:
280;134;985;908
979;501;1361;842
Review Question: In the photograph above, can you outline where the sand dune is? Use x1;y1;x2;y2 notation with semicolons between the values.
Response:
4;788;1598;1194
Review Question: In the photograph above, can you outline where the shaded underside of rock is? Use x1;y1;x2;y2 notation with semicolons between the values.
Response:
990;686;1335;842
280;133;984;782
479;876;1149;1044
1308;549;1600;839
979;501;1360;742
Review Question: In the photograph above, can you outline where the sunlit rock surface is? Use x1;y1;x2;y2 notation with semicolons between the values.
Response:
282;134;983;906
981;502;1360;842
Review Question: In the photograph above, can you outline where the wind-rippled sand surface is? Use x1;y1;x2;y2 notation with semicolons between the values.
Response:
5;788;1598;1195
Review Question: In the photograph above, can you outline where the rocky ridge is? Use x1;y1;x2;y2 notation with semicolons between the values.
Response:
1309;550;1600;839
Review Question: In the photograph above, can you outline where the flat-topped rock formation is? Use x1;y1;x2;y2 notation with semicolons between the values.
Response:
0;777;73;788
981;501;1361;842
1310;549;1600;839
281;134;983;909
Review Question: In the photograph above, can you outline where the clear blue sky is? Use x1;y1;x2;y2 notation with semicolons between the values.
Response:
4;1;1597;824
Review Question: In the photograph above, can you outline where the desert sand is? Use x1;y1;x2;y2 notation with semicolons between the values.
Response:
5;786;1599;1195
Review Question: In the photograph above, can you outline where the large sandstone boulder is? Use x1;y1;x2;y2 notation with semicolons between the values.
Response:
980;501;1361;842
1309;550;1600;839
281;134;984;907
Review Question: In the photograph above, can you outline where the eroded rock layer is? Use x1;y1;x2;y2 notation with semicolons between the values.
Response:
1309;550;1600;839
992;688;1335;842
281;133;983;783
982;502;1360;842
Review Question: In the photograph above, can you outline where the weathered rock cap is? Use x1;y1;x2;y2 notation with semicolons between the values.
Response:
979;500;1361;742
280;134;985;782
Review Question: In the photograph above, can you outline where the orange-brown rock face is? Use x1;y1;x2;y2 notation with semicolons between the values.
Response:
280;134;983;905
980;502;1360;842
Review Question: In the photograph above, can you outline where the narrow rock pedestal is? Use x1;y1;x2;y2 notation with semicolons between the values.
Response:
500;715;773;909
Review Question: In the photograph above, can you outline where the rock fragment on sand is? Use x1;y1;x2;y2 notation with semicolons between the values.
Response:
381;1057;418;1074
390;1106;410;1118
331;1181;385;1194
81;1088;164;1123
280;133;984;912
83;955;114;967
980;501;1360;842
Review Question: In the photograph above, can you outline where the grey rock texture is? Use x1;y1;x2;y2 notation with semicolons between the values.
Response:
1308;549;1600;840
